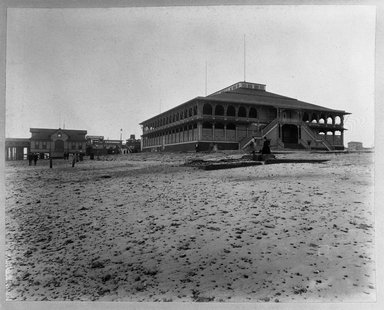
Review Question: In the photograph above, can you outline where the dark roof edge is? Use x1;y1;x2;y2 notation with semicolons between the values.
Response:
199;97;349;114
30;128;87;133
140;97;202;124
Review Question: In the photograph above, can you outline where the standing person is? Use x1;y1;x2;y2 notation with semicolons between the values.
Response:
195;143;199;153
249;137;256;152
28;153;32;166
72;153;76;167
249;137;257;160
261;137;271;154
33;153;38;165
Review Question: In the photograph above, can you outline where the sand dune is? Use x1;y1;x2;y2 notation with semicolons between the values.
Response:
4;151;375;302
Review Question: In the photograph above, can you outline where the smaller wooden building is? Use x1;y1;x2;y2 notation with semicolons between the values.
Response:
30;128;87;158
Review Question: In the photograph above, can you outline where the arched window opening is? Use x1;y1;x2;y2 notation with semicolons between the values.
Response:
326;131;333;136
215;105;225;116
319;118;325;124
335;116;341;125
238;106;247;118
227;105;236;117
203;103;213;115
249;108;257;118
319;132;325;135
327;117;333;125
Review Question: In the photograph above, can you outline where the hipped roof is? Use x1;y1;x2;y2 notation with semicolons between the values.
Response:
205;86;348;114
141;82;349;124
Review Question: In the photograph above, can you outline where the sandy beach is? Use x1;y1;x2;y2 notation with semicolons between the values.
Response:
4;151;375;302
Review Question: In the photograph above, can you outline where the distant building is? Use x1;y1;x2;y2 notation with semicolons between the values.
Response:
86;135;106;156
5;138;30;161
86;136;122;155
30;128;87;158
125;134;141;153
348;141;364;151
104;140;123;154
140;81;349;152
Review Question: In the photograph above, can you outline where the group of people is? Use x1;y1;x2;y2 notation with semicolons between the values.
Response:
249;137;271;154
27;152;85;167
27;153;39;166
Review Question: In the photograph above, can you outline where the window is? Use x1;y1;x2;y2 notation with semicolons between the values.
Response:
203;103;212;115
215;105;224;116
227;106;235;117
78;144;83;150
238;106;247;118
249;108;257;118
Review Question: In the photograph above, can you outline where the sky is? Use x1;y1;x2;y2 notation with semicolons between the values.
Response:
5;5;376;147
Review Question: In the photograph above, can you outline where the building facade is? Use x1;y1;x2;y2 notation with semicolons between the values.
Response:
347;141;363;151
30;128;87;158
126;134;141;153
5;138;30;161
86;135;123;156
140;81;349;152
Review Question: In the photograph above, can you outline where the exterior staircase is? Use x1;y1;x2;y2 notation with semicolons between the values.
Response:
301;124;334;151
239;118;279;149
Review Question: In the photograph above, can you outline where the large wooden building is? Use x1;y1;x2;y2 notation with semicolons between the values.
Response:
140;81;349;152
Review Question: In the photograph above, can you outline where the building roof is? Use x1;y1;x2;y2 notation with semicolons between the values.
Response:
30;128;87;141
140;81;349;124
204;82;348;113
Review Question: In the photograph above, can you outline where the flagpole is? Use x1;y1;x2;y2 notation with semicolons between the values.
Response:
205;60;208;96
244;34;246;82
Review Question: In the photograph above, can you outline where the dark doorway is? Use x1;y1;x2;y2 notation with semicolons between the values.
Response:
55;139;64;152
282;124;298;143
